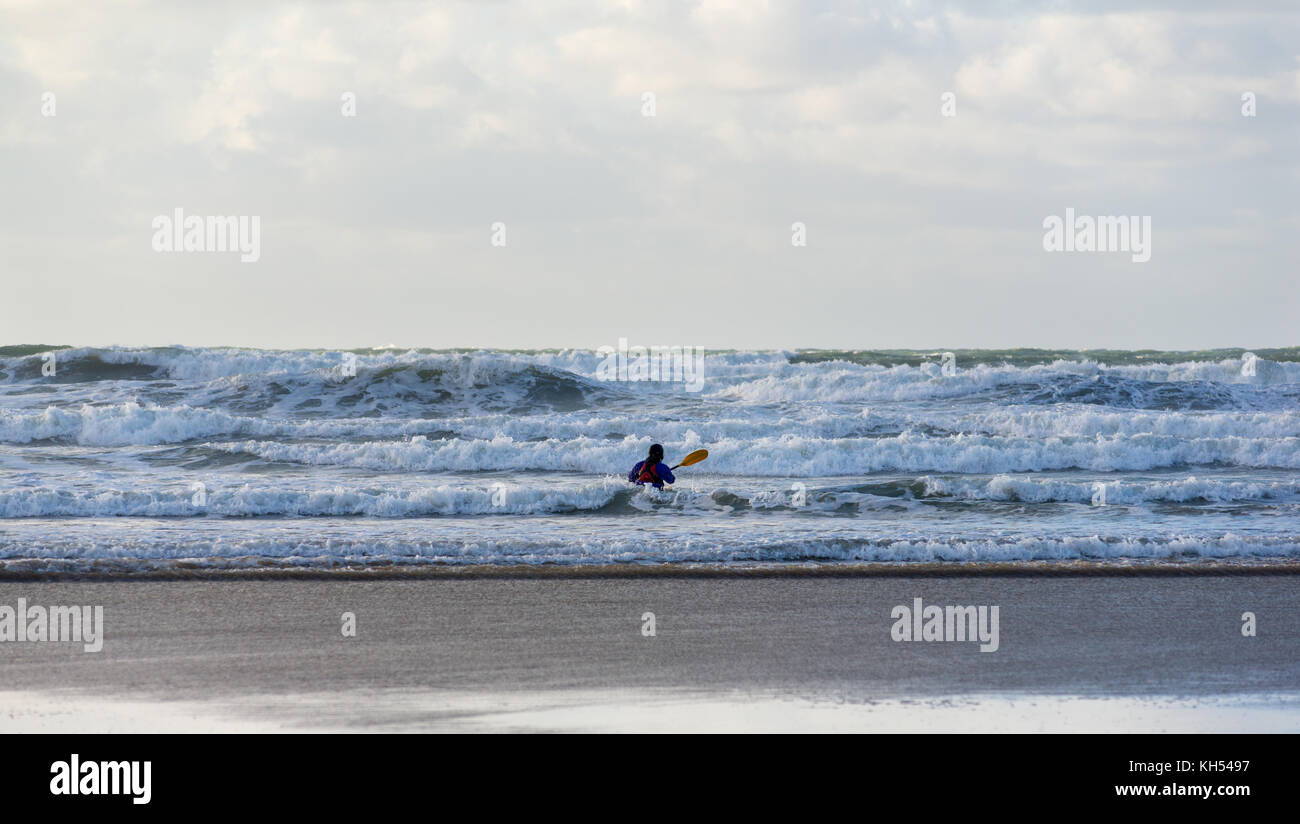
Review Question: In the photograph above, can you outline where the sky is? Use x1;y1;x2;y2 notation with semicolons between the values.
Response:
1;0;1297;351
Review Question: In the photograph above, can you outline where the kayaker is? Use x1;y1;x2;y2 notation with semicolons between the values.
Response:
628;443;675;489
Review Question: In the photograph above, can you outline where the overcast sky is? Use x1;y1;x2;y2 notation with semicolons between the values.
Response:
2;0;1297;350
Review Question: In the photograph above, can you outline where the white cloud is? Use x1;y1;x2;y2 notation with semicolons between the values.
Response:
0;1;1297;348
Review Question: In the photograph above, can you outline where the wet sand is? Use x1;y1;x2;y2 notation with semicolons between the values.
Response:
1;575;1297;731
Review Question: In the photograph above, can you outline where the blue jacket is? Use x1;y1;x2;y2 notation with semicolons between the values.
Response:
629;460;675;488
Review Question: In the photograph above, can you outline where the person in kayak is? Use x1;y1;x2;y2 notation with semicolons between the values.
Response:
629;443;675;488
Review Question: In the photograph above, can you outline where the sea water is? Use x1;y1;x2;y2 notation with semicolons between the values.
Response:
1;345;1297;571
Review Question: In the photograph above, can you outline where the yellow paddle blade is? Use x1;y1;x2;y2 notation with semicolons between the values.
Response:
676;449;709;467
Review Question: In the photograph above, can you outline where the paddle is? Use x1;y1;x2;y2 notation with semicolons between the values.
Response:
670;449;708;470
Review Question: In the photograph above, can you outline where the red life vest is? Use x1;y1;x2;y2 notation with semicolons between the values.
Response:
635;461;662;484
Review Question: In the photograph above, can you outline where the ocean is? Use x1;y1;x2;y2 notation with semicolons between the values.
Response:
1;345;1298;573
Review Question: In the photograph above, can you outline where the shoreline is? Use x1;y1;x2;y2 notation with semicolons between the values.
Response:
2;558;1298;581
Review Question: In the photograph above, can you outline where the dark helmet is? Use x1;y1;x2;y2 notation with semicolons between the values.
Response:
647;443;664;463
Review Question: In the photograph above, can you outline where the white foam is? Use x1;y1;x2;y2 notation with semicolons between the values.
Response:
204;431;1300;475
0;479;627;517
921;474;1300;504
4;688;1295;733
1;518;1295;567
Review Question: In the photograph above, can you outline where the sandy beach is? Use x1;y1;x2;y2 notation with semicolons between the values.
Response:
1;573;1296;732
